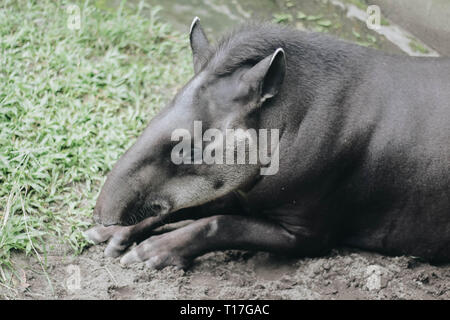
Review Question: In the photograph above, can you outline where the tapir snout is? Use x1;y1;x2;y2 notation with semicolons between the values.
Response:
93;133;174;226
93;168;172;226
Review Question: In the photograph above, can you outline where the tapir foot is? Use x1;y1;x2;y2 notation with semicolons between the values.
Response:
84;216;194;258
120;231;192;270
119;217;216;269
84;225;134;258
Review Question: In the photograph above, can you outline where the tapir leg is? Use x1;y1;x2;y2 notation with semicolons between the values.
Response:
119;215;313;269
84;207;211;258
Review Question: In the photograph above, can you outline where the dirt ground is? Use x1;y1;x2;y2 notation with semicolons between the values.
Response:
2;241;449;300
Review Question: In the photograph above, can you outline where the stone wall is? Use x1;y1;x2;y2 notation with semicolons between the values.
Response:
370;0;450;56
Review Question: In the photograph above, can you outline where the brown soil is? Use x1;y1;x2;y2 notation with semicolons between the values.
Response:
2;243;449;300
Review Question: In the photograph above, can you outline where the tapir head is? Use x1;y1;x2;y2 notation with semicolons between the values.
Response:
94;19;286;226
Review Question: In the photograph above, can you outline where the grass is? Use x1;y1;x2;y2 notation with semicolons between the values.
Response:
272;13;293;24
0;0;192;286
409;39;430;54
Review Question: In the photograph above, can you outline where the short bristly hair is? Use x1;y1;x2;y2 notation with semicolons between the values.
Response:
201;22;367;77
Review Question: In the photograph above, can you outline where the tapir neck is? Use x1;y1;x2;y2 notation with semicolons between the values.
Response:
250;41;378;211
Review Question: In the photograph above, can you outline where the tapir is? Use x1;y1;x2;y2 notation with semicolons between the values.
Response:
86;19;450;269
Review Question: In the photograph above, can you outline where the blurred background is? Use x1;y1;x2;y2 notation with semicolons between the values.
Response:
103;0;450;56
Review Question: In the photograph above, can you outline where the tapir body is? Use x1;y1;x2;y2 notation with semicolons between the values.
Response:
87;22;450;268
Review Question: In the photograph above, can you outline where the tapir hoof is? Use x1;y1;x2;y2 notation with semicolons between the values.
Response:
119;233;191;270
84;225;133;258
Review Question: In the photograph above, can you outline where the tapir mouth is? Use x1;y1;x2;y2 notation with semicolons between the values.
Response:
94;193;173;226
119;198;172;226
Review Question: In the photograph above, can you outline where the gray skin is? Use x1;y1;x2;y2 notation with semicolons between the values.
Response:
86;19;450;269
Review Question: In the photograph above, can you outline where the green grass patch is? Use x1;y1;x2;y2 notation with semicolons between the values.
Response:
343;0;367;11
409;39;430;54
272;12;293;24
0;0;192;284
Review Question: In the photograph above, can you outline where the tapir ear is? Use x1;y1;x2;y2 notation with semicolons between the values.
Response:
242;48;286;102
189;17;210;74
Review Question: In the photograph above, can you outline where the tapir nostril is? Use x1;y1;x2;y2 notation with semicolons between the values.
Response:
149;200;170;215
150;203;162;212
